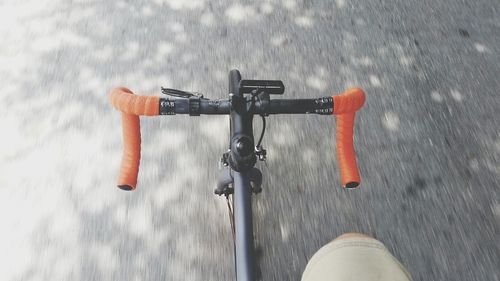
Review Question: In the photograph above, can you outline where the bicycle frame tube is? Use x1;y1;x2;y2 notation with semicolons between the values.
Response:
228;69;257;281
233;171;255;281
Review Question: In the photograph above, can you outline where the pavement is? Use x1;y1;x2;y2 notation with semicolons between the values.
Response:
0;0;499;280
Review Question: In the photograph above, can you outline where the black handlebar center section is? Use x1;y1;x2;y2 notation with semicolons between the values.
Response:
159;97;334;116
189;96;201;116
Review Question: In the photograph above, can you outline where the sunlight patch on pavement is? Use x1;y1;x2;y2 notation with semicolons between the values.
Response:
200;12;216;26
170;22;184;33
142;5;154;17
336;0;346;8
272;123;298;146
306;76;327;91
485;135;500;174
301;148;316;165
353;18;366;25
181;52;196;63
122;41;141;61
113;203;128;225
492;202;500;218
261;2;274;14
271;35;289;47
0;52;26;81
225;4;257;23
78;68;107;95
306;67;329;91
67;6;97;26
214;69;227;82
494;138;500;153
0;159;82;280
450;89;464;102
378;47;388;56
115;1;127;9
89;242;119;273
474;43;490;53
156;130;188;150
382;111;400;131
485;160;500;174
128;205;154;236
154;0;205;10
0;190;49;280
151;176;187;208
431;91;444;103
121;71;172;93
42;241;81;280
469;158;480;171
0;115;26;159
399;56;414;67
175;32;188;43
94;45;114;61
282;0;297;10
199;116;230;147
295;15;314;28
32;30;92;53
155;42;175;61
352;56;374;67
369;75;382;87
168;22;189;43
280;223;290;241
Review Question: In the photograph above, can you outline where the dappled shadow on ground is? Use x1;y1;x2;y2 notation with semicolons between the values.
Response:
1;0;499;280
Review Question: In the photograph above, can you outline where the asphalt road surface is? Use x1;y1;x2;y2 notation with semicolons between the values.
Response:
1;0;499;280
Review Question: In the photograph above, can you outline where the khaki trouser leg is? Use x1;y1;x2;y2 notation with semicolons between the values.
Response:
302;233;413;281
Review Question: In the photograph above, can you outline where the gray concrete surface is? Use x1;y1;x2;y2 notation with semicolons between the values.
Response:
1;0;499;280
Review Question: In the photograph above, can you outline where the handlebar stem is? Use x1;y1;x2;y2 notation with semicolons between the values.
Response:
228;70;257;172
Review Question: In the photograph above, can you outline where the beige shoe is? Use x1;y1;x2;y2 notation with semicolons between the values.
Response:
301;233;413;281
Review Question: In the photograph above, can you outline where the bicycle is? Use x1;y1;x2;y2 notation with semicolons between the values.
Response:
109;69;365;281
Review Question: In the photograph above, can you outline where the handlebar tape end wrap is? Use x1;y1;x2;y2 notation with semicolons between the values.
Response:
109;87;160;190
332;88;365;189
117;113;140;190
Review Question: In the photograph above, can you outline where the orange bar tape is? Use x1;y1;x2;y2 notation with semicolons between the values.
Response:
332;88;365;188
109;87;160;190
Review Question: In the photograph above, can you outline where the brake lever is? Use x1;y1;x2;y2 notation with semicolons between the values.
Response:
161;87;207;100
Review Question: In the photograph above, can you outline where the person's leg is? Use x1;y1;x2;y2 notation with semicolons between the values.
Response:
301;233;413;281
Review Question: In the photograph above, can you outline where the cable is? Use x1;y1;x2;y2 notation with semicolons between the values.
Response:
226;194;236;253
252;92;266;148
256;115;266;148
161;87;207;99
